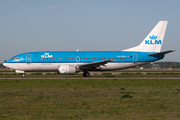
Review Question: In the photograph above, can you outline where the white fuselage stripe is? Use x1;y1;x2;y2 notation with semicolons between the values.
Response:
3;62;148;72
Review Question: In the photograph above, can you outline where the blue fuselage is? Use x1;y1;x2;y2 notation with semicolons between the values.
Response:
5;51;164;64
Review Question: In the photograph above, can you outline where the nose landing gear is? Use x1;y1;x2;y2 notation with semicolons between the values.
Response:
22;73;26;77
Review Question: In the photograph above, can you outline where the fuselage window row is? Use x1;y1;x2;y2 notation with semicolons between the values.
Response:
38;57;127;60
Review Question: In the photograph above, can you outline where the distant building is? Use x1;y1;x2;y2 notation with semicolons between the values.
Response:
152;64;160;69
140;67;144;70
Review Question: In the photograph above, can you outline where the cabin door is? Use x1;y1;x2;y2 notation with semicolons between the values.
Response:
76;56;80;63
133;54;138;64
26;54;31;64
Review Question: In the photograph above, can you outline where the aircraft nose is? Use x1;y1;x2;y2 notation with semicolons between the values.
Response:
3;62;7;67
3;61;9;68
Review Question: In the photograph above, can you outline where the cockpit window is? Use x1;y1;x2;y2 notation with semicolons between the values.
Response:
11;57;19;60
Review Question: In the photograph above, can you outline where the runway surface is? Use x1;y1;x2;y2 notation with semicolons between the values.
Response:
0;77;180;79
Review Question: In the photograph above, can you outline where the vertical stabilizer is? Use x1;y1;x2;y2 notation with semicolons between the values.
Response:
123;21;168;52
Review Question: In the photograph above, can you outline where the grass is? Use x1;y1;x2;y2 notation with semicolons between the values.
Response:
0;79;180;119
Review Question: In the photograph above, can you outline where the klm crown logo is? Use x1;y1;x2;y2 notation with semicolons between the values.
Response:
145;35;161;45
41;53;53;58
149;35;157;39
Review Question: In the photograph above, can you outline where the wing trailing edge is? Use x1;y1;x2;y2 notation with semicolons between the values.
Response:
78;60;111;70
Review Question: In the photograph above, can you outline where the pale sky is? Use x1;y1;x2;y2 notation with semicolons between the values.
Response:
0;0;180;62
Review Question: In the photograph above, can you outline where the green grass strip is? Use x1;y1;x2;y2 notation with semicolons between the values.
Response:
0;79;180;119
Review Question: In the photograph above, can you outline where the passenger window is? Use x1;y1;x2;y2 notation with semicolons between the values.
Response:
39;58;40;60
72;58;73;60
89;58;90;60
70;58;71;60
49;58;51;60
80;58;82;60
41;58;43;60
122;58;124;60
44;58;45;60
46;58;48;60
52;58;53;60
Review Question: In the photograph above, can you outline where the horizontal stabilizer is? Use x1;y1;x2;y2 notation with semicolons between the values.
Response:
149;50;175;56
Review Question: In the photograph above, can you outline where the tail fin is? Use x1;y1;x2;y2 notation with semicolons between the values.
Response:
123;21;168;52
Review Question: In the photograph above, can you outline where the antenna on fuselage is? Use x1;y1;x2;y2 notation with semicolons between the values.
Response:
77;49;79;52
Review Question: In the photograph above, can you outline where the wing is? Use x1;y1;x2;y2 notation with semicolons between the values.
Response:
78;60;111;70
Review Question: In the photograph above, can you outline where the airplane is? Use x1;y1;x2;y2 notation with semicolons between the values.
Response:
3;21;175;77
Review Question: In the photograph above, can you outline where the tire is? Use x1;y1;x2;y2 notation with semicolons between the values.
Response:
22;73;26;77
83;72;90;77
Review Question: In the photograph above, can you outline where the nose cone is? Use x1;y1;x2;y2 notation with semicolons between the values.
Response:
3;60;11;68
3;62;8;68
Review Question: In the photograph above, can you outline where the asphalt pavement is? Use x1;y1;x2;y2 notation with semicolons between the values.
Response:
0;76;180;79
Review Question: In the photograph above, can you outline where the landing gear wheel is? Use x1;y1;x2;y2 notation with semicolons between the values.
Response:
22;73;26;77
83;72;90;77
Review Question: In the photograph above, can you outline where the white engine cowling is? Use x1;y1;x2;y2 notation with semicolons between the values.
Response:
57;64;78;74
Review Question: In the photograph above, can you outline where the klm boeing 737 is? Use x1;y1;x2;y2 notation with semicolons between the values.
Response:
3;21;175;77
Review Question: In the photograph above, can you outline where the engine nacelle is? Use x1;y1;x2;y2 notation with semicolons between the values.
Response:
57;64;78;74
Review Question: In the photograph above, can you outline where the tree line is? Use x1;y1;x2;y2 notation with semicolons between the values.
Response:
0;63;4;68
141;62;180;68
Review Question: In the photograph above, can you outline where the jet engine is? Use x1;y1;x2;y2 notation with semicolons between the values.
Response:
57;64;79;74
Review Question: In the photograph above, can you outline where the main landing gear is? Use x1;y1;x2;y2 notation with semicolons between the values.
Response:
83;71;90;77
22;73;26;77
